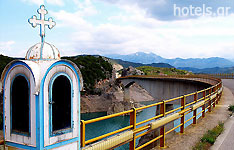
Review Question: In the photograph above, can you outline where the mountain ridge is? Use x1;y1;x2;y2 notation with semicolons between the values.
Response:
105;52;234;69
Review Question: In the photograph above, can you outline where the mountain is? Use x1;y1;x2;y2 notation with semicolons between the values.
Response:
165;57;234;69
106;52;165;64
112;59;174;68
105;52;234;69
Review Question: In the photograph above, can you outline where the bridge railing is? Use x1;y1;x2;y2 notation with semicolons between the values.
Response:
80;75;222;150
207;73;234;79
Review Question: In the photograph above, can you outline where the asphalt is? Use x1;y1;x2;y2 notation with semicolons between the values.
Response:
211;79;234;150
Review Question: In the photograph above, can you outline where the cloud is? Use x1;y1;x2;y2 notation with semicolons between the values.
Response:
51;0;234;59
22;0;64;6
17;0;234;60
22;0;44;6
0;41;15;55
46;0;64;6
99;0;234;21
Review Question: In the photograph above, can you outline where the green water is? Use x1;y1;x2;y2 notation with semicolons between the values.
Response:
81;101;203;150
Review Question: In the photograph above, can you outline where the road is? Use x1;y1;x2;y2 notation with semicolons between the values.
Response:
222;79;234;94
211;79;234;150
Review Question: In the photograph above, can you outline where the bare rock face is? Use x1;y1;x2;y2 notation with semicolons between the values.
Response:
81;95;112;113
129;83;154;102
122;66;145;77
81;80;154;114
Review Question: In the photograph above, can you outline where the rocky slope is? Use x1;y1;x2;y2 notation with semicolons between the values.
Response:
81;81;154;114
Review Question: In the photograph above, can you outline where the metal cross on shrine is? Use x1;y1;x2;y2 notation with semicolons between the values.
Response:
28;5;56;43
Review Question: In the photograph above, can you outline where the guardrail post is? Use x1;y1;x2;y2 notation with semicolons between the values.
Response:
129;107;136;150
209;89;212;112
129;108;136;150
160;101;166;148
213;87;216;108
180;96;185;133
216;86;219;105
219;84;222;102
202;91;206;117
80;120;86;147
193;92;197;124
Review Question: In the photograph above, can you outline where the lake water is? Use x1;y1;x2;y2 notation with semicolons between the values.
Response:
81;101;203;149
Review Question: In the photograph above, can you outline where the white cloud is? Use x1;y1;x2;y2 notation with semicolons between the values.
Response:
53;2;234;59
22;0;44;6
0;41;15;55
22;0;64;6
46;0;64;6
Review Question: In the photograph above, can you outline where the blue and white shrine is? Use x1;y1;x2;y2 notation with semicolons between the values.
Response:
1;5;83;150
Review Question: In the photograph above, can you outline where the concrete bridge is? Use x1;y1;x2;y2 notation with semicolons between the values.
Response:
118;75;219;104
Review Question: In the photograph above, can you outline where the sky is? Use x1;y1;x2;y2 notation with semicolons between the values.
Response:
0;0;234;60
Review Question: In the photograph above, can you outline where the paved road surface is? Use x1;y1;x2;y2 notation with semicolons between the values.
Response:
211;79;234;150
222;79;234;94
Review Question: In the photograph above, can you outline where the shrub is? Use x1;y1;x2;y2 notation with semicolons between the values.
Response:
63;55;113;94
228;105;234;113
193;122;224;150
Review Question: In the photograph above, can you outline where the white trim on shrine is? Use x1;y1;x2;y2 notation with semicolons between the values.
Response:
1;5;83;150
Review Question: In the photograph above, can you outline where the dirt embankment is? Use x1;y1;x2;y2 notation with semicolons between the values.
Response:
151;87;234;150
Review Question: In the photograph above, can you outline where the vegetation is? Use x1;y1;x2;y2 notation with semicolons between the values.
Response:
136;66;192;76
228;105;234;113
63;55;113;94
0;54;14;75
193;122;224;150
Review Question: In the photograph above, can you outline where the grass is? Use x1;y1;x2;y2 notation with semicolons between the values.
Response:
136;66;192;76
193;122;224;150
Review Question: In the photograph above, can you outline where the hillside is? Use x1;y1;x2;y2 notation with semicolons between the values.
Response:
137;66;192;76
63;55;113;94
0;54;14;75
105;52;234;69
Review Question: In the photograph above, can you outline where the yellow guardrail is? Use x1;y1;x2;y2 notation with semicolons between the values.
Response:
82;131;134;150
80;75;223;150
